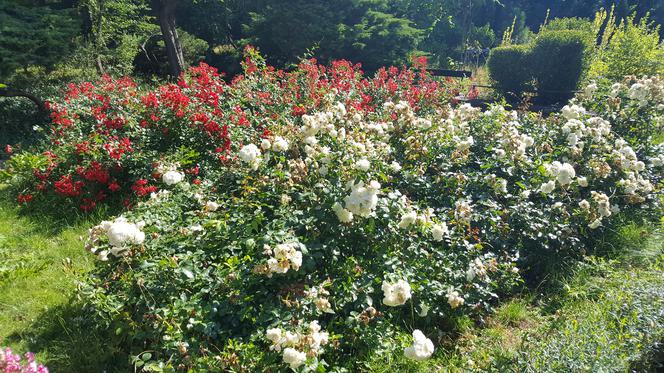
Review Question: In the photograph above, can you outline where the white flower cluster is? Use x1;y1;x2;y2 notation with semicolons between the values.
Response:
87;217;145;260
586;191;614;229
495;122;535;160
266;321;330;370
546;161;577;185
466;258;487;281
447;290;465;308
614;140;646;172
239;144;262;170
454;199;473;223
382;279;412;306
541;161;577;193
561;104;586;120
562;115;612;149
156;163;185;185
333;180;381;222
203;200;219;212
265;242;303;276
431;222;449;241
403;329;435;361
584;82;598;99
628;82;650;105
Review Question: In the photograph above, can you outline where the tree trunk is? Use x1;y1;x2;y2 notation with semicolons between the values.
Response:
153;0;185;77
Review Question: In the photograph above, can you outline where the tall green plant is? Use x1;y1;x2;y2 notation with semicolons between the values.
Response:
590;14;664;79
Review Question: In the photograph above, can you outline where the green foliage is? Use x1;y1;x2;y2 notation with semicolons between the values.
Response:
590;15;664;80
530;30;591;102
241;0;421;72
521;259;664;372
79;0;155;76
0;1;80;80
486;44;533;98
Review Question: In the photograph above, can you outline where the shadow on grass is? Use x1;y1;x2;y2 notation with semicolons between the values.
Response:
0;189;120;236
4;300;130;373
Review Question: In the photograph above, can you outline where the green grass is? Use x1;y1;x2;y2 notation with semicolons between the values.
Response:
0;201;128;372
0;197;662;372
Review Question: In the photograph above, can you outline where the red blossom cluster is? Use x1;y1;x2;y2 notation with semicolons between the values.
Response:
9;49;452;212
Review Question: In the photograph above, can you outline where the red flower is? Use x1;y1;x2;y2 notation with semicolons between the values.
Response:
54;175;84;197
131;179;157;197
292;105;306;117
17;194;33;204
108;181;121;192
80;198;97;212
5;144;12;154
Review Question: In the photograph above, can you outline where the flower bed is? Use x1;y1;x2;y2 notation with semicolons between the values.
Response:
2;52;663;370
1;48;448;213
0;347;48;373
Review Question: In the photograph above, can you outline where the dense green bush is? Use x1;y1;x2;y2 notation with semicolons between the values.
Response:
590;15;664;80
3;48;663;370
530;30;590;102
486;44;533;99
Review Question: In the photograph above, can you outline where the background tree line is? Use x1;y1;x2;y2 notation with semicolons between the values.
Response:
2;0;664;82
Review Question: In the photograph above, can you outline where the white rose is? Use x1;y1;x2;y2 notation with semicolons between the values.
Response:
447;290;465;308
106;220;145;249
398;211;418;229
162;170;185;185
272;136;290;152
404;329;434;361
239;144;261;166
540;180;556;194
431;223;448;241
204;201;219;212
382;279;412;306
354;158;371;171
282;348;307;370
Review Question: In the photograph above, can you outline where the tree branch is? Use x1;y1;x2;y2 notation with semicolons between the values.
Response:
0;87;47;113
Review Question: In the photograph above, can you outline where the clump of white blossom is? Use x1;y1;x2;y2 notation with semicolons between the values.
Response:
404;329;435;361
86;217;146;260
239;144;262;170
263;242;304;276
266;321;330;370
382;279;412;306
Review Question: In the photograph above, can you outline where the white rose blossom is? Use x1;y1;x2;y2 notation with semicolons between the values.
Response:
282;348;307;370
404;329;435;361
162;170;185;185
382;279;412;306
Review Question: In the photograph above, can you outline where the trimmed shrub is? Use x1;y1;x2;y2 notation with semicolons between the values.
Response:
530;30;590;102
486;44;533;99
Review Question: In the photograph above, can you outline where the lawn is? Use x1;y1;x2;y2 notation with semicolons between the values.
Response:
0;200;128;372
1;196;662;372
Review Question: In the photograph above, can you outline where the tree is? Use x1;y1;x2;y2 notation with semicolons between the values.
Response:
0;1;80;80
241;0;420;71
151;0;185;76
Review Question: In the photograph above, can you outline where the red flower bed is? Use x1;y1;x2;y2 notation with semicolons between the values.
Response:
5;48;452;212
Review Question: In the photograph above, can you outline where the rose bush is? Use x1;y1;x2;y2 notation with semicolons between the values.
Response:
80;82;660;370
1;47;448;213
2;50;663;371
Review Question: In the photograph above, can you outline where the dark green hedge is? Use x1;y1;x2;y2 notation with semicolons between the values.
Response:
487;44;533;99
531;30;590;102
487;30;591;103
